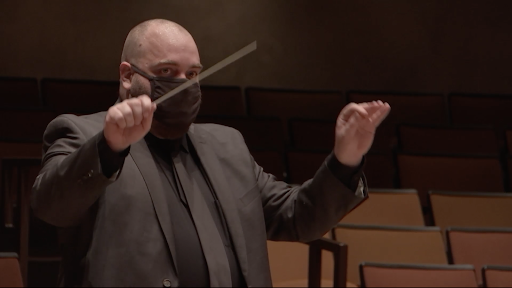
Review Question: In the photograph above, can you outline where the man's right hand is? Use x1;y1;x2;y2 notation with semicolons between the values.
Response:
104;95;156;152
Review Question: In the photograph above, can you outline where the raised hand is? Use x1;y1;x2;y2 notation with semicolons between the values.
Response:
104;95;156;152
334;101;391;166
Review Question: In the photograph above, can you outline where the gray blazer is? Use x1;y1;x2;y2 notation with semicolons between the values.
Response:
31;111;366;287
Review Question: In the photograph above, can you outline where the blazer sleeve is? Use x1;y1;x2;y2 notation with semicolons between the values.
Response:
31;115;122;227
249;143;368;243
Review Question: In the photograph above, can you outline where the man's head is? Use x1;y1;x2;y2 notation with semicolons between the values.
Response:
119;19;203;139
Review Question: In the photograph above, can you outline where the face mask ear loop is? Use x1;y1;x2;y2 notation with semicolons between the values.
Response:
130;64;159;101
149;80;159;101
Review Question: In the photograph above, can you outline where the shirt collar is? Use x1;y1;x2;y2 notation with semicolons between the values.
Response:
145;132;189;154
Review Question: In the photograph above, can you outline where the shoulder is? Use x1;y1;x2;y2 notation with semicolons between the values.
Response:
46;111;106;137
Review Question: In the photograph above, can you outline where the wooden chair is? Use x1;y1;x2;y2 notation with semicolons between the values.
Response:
246;88;344;121
41;78;118;114
268;238;350;287
360;262;478;287
1;158;41;285
430;191;512;231
286;151;330;184
198;85;245;116
482;265;512;287
0;252;23;287
340;189;424;226
0;77;40;108
347;92;448;125
364;152;396;189
397;154;504;207
449;94;512;127
447;227;512;285
333;224;447;286
0;109;56;142
289;119;335;151
505;130;512;154
246;88;344;146
348;92;448;154
399;125;499;156
251;150;286;181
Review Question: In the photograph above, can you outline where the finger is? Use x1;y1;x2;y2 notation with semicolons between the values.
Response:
108;106;127;129
117;102;135;127
139;95;152;118
339;110;363;137
339;103;369;122
126;98;143;125
141;107;154;131
360;100;387;116
370;103;391;127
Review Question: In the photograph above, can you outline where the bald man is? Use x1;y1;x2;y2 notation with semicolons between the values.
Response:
31;19;390;287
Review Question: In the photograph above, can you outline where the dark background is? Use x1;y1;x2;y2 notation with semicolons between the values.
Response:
1;0;512;94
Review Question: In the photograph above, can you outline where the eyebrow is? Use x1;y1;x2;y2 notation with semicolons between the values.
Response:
156;60;203;69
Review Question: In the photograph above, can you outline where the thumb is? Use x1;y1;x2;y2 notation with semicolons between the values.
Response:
141;105;156;131
340;110;363;138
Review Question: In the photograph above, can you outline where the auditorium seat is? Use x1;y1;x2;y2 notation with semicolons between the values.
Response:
508;157;512;191
1;158;42;286
340;189;424;226
430;191;512;231
0;77;40;108
41;78;118;114
447;227;512;285
0;142;42;159
449;94;512;127
333;224;447;286
0;109;57;142
289;119;334;151
506;130;512;154
267;238;352;287
251;151;286;181
364;152;396;189
347;92;448;125
348;92;449;153
198;86;245;116
287;151;329;184
195;116;284;152
287;151;395;188
397;153;504;207
399;125;499;156
483;265;512;287
0;253;23;287
246;88;344;145
246;88;344;121
359;262;478;287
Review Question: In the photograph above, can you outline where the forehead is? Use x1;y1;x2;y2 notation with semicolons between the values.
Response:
138;26;200;67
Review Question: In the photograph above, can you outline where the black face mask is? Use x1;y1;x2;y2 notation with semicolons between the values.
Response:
131;64;201;138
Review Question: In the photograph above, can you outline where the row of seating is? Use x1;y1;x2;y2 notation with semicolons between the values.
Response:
359;262;511;287
267;189;512;286
6;110;512;154
268;224;512;287
0;136;510;204
336;224;512;285
3;247;511;287
341;189;512;230
3;77;512;126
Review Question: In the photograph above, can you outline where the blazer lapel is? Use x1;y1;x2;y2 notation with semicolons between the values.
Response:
129;140;178;281
187;125;250;281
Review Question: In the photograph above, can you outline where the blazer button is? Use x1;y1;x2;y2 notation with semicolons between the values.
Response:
162;279;171;287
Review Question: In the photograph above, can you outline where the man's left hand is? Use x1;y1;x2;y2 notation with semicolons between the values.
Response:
333;101;391;167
